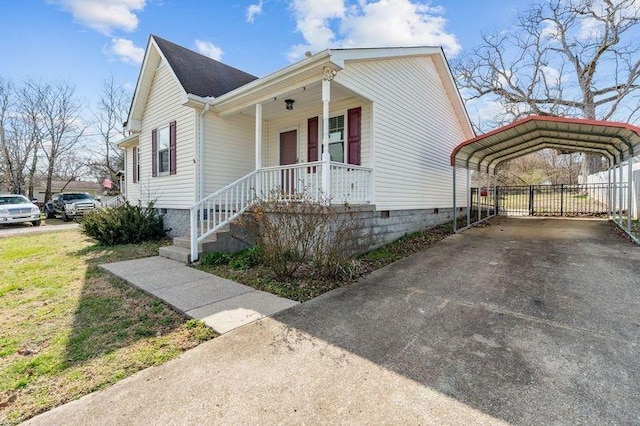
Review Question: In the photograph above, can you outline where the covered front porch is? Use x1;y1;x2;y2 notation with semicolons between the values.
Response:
187;60;375;260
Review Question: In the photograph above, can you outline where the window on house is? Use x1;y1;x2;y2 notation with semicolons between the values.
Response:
132;146;139;183
327;115;344;163
152;121;176;177
157;126;170;174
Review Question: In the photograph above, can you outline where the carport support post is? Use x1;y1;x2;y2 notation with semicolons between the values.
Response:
613;164;617;222
452;166;457;231
619;163;624;226
477;172;482;221
466;168;471;227
607;166;612;219
493;174;498;216
628;156;633;232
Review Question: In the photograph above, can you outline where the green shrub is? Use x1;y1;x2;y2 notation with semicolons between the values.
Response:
80;202;167;246
200;251;232;266
229;247;263;270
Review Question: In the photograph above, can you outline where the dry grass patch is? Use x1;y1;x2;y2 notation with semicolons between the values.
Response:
0;231;216;425
196;221;459;302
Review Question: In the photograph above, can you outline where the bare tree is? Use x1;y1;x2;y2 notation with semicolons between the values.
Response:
455;0;640;177
54;152;90;192
0;78;12;191
0;79;40;196
89;77;129;192
496;149;581;185
17;80;46;199
36;81;87;202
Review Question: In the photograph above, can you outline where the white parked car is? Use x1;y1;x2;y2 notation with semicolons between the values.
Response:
0;194;42;226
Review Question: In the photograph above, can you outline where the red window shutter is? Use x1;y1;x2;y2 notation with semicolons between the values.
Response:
132;147;138;183
151;129;157;177
169;121;177;175
307;116;318;162
347;107;361;165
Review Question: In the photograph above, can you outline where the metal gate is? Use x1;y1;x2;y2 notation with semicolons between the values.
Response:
472;183;612;217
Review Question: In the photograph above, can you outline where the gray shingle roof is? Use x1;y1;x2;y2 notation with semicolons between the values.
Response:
152;35;258;98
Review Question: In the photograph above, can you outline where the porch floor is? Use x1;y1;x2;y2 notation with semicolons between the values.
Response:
99;256;298;334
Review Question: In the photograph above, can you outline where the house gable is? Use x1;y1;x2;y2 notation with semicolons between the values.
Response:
329;47;474;140
126;35;258;132
153;36;258;98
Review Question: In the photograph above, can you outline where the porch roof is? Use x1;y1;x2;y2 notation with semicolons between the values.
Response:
451;116;640;173
204;51;339;117
117;133;139;148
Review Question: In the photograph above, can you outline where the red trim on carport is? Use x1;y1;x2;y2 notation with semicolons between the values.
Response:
450;115;640;166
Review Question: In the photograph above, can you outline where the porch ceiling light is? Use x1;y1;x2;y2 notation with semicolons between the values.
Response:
285;99;295;110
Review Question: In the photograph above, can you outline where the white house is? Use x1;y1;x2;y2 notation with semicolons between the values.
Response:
118;35;474;262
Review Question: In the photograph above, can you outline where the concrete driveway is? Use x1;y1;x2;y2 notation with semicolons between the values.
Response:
26;217;640;425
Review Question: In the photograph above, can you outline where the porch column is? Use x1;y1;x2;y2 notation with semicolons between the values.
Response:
255;103;262;169
321;67;337;199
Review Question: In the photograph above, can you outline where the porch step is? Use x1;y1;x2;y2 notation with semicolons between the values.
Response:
159;223;253;265
158;245;193;264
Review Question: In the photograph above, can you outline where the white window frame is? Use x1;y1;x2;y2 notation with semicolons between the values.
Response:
157;125;170;175
323;111;348;163
132;146;140;183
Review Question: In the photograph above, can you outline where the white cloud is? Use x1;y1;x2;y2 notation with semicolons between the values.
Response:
288;0;460;61
109;38;144;64
51;0;146;35
541;19;559;40
195;40;224;61
465;97;506;123
540;65;561;85
247;0;264;23
288;0;344;59
578;16;604;40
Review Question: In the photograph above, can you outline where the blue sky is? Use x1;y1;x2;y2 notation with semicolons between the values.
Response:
0;0;534;109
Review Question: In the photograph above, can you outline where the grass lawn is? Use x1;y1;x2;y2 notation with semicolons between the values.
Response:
196;221;457;303
0;231;216;425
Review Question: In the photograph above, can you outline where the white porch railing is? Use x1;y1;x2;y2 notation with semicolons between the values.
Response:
189;161;373;261
102;195;126;208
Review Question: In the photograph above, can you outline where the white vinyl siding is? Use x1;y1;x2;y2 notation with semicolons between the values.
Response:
137;64;196;208
202;113;256;195
336;56;468;210
263;99;371;167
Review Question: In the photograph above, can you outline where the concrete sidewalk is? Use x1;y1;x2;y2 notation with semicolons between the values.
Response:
100;256;298;334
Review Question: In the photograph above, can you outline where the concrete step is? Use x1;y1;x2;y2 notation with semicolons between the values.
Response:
162;221;253;264
173;234;220;252
159;245;193;264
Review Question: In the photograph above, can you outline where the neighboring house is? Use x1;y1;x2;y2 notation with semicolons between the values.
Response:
118;35;474;261
35;180;104;202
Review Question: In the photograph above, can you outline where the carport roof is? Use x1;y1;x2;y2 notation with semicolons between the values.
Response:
451;116;640;173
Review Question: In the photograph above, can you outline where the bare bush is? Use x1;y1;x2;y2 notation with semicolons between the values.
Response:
243;190;365;280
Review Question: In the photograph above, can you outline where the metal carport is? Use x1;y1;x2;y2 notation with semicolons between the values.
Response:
450;115;640;243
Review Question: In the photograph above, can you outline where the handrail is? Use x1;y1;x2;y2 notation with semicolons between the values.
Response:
102;195;126;208
189;161;373;261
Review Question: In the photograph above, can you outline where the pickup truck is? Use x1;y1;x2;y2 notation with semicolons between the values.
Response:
44;192;101;221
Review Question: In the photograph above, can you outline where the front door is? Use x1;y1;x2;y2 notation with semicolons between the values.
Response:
279;130;297;194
